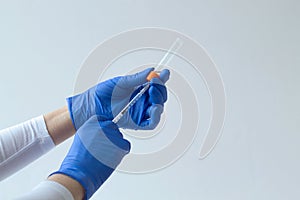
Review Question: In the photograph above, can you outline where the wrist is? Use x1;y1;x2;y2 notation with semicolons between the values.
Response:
44;106;76;145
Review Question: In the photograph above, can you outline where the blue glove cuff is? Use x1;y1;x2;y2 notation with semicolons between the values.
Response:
66;97;76;128
66;87;97;130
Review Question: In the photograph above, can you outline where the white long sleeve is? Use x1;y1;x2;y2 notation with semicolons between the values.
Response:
0;116;55;181
14;180;74;200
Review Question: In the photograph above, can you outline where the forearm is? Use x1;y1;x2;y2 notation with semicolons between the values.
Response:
0;115;55;181
48;174;84;200
0;106;75;181
14;180;75;200
44;106;76;145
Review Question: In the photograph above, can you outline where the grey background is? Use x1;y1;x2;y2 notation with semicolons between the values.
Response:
0;0;299;199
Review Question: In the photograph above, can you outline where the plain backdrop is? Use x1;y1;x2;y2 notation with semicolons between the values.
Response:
0;0;299;199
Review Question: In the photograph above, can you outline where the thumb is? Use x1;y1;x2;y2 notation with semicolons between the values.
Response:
118;68;154;88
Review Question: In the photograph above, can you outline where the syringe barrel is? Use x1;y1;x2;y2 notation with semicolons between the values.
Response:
112;83;150;124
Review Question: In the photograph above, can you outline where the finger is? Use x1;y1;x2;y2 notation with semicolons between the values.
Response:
111;137;131;153
159;69;170;84
118;68;154;88
139;104;163;130
98;119;131;152
149;80;168;104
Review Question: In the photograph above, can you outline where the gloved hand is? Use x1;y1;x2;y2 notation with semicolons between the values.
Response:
67;68;170;130
50;115;130;200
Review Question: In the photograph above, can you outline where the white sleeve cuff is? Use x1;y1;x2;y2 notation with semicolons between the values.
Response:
0;115;55;181
14;180;74;200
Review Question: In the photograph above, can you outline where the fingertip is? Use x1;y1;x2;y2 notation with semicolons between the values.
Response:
135;67;155;81
120;67;155;88
159;69;170;83
144;67;155;74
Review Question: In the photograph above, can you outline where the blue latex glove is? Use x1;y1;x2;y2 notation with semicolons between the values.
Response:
50;115;130;200
67;68;170;130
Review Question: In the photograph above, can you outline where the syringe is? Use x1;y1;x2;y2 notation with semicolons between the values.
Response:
112;38;183;124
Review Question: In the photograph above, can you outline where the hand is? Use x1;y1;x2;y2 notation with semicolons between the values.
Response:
67;68;170;130
50;115;130;199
